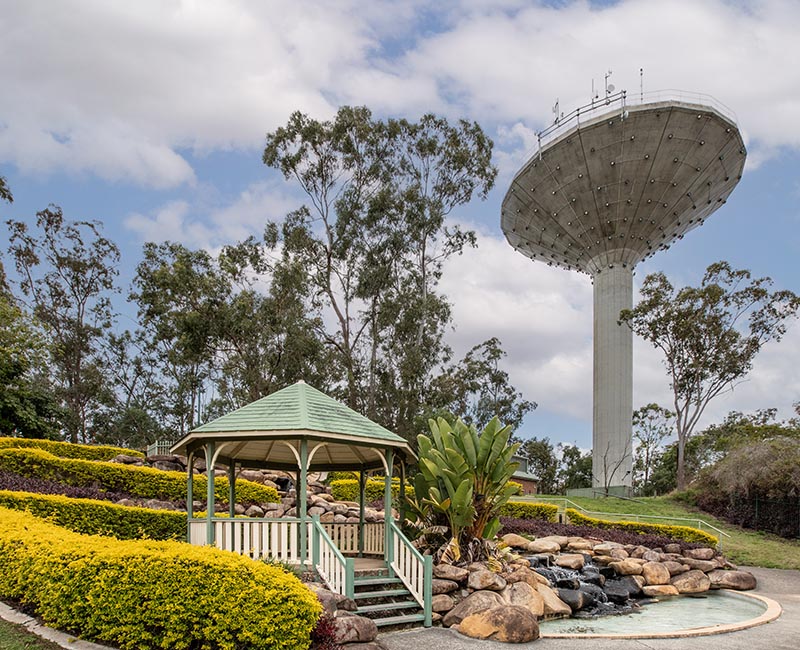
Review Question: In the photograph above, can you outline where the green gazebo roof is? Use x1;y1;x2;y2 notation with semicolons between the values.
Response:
171;381;414;471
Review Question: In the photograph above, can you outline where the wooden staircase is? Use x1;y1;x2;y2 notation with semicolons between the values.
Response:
352;568;426;628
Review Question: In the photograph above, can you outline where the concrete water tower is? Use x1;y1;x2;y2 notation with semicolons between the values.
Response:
501;90;746;491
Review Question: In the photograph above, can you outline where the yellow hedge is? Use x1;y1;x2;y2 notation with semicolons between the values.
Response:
0;507;321;649
0;448;280;504
0;490;186;540
499;501;559;521
565;508;719;547
330;478;412;502
0;436;144;461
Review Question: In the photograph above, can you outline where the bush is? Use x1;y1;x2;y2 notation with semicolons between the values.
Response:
0;469;140;503
330;478;414;502
0;507;322;649
508;481;523;495
565;508;718;547
0;489;186;540
497;501;558;522
0;436;144;461
0;448;279;505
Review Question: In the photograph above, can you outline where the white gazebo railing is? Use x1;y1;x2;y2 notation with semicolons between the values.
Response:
312;516;355;597
389;519;432;626
189;518;311;564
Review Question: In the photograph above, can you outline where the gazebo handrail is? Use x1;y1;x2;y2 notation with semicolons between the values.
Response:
312;515;355;598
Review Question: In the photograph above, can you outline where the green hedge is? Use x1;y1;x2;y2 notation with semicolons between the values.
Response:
330;478;414;502
0;489;186;540
499;501;559;521
0;436;144;461
0;448;279;504
0;506;321;649
565;508;719;547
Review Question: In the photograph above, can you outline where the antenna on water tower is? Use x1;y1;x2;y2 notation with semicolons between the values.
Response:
640;68;644;102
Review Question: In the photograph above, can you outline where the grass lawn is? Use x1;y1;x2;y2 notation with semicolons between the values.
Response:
0;618;63;650
529;494;800;570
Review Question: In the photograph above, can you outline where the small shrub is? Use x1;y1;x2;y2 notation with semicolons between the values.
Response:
498;501;558;522
508;480;523;495
0;506;322;649
330;478;414;502
0;448;279;504
0;489;186;540
310;611;341;650
0;469;140;503
0;436;144;461
565;508;718;546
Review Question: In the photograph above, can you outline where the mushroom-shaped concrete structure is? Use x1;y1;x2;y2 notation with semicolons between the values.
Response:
501;93;746;490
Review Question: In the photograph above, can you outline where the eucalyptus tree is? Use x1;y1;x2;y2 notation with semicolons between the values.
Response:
7;207;119;442
620;261;800;490
632;403;674;494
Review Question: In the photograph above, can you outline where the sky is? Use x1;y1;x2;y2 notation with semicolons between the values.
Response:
2;0;800;449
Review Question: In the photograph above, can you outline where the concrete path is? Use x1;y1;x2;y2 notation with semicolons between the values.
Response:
381;567;800;650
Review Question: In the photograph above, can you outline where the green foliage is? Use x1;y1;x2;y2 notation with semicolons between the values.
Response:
0;448;279;504
565;508;718;546
0;436;144;460
0;489;185;540
0;506;321;649
620;261;800;490
632;403;674;495
498;501;558;521
325;470;358;483
329;478;412;502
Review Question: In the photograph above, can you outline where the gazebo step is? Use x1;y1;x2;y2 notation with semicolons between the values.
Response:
356;600;419;613
353;588;411;600
353;576;403;587
373;613;426;628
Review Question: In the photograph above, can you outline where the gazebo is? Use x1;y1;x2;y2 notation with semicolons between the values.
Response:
170;381;431;625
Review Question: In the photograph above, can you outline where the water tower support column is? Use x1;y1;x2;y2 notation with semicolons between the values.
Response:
592;266;633;490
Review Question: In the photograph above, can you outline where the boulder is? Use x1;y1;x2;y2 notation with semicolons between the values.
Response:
152;460;183;472
458;606;539;643
432;579;459;595
536;584;572;617
143;499;178;511
554;553;585;570
707;569;757;591
431;594;455;612
503;567;549;588
610;548;630;560
662;561;691;576
433;564;470;582
641;562;671;586
593;542;623;556
670;569;711;594
629;545;649;559
609;560;642;576
684;547;716;561
111;454;144;465
681;557;719;573
500;581;545;617
333;514;347;523
244;505;265;518
306;584;356;614
557;588;594;613
527;539;561;554
468;569;507;592
567;539;594;552
502;533;532;549
238;469;266;484
308;506;327;517
541;535;570;548
319;511;335;523
664;543;682;554
147;454;182;464
333;613;378;644
604;576;642;604
642;585;680;597
442;590;505;627
642;550;663;563
115;498;137;507
341;644;387;650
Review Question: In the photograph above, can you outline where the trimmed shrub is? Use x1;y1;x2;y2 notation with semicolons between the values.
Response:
0;436;144;461
498;501;558;522
565;508;718;547
0;490;186;540
0;469;140;503
0;448;279;504
0;507;321;649
508;480;523;495
330;478;415;502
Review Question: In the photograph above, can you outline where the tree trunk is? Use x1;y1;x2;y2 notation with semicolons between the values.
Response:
676;433;687;491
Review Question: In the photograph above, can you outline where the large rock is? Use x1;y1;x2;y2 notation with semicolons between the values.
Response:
238;469;266;484
432;579;459;595
684;547;716;561
469;569;507;592
334;613;378;644
431;594;455;612
341;644;387;650
681;557;719;573
143;498;178;511
244;505;265;518
536;584;572;617
604;576;642;604
593;542;624;556
306;584;356;614
502;533;532;549
662;560;691;576
610;547;630;560
540;535;570;548
111;454;144;465
641;562;671;586
442;590;505;627
500;581;545;617
670;569;711;594
152;460;183;472
609;560;643;576
503;567;549;588
707;569;757;591
458;606;540;643
433;564;470;582
554;554;585;570
527;539;562;554
642;585;680;597
557;588;594;613
566;539;594;552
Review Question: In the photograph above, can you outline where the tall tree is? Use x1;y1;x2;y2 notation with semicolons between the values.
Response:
620;262;800;490
518;436;559;494
7;207;119;442
632;403;674;494
559;444;593;491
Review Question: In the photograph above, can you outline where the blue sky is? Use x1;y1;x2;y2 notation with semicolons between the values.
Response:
2;0;800;449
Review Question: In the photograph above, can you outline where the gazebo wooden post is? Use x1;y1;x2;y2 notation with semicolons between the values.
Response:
299;439;309;565
227;461;236;518
398;460;406;524
186;450;194;542
204;441;216;545
384;449;394;575
358;468;366;556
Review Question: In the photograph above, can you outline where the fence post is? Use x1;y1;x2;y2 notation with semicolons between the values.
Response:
312;515;320;568
423;554;433;627
345;557;355;600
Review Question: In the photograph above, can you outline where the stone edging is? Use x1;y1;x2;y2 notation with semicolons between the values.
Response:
0;601;116;650
539;591;783;639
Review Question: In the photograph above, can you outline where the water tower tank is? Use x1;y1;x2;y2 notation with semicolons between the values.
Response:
501;92;746;490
